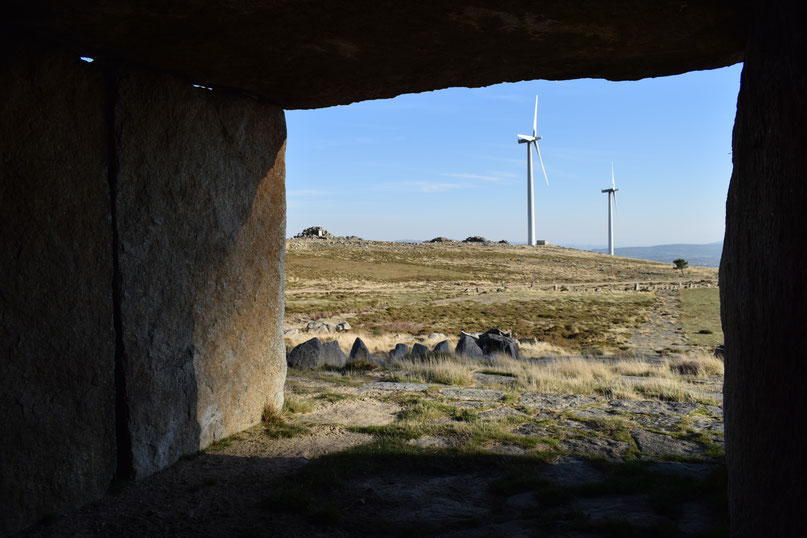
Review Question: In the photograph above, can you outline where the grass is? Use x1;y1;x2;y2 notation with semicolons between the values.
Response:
285;240;720;353
379;353;722;404
262;406;312;439
679;287;724;349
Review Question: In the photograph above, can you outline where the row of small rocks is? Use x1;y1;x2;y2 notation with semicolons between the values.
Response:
287;328;521;370
428;236;509;245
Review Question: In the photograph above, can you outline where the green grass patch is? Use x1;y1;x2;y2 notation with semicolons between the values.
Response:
679;288;723;349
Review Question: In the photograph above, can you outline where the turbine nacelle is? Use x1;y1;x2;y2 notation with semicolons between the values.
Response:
517;134;541;143
601;188;619;193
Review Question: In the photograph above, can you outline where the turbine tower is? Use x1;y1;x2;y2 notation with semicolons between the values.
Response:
517;96;549;246
601;162;619;255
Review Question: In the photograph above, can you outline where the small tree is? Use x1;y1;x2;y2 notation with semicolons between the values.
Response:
673;258;689;275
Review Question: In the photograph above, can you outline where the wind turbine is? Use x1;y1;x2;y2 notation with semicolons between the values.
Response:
517;96;549;246
601;162;619;255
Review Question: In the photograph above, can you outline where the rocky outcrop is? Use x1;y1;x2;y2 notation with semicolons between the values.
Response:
295;226;331;239
463;236;489;243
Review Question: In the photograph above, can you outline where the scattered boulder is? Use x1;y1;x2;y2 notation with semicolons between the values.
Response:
477;328;520;359
322;340;348;368
306;320;332;333
498;239;509;244
287;338;323;369
433;340;453;354
335;321;351;332
713;345;725;359
349;337;372;362
456;334;483;357
463;236;488;243
388;343;409;360
283;328;299;336
411;343;430;357
427;237;454;243
427;332;445;341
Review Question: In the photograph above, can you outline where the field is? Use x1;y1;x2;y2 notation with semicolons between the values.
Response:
285;238;722;354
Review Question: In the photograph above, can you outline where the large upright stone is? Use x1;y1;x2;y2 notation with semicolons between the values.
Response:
322;340;348;368
288;338;324;370
0;47;116;534
721;3;807;535
456;334;484;357
114;65;287;477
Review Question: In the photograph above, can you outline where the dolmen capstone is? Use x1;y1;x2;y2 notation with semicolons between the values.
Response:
288;337;348;369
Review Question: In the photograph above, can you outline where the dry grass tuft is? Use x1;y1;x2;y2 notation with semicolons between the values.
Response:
388;355;475;386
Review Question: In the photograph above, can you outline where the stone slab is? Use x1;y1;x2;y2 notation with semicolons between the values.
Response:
439;388;506;401
518;393;599;410
0;47;116;534
608;399;698;416
365;382;431;392
631;430;706;458
114;65;286;477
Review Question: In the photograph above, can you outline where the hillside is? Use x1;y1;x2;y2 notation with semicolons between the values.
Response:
592;241;723;267
285;239;720;353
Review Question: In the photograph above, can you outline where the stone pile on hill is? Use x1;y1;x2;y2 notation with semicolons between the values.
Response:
286;328;520;370
294;226;332;239
463;236;489;243
427;237;455;243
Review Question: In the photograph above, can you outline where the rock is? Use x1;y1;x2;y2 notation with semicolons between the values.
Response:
631;430;707;458
713;345;725;359
411;343;430;357
427;237;454;243
335;321;351;332
477;329;519;358
559;438;632;462
439;388;506;401
433;340;453;354
288;338;324;369
306;320;331;333
463;235;488;243
427;332;445;341
349;337;372;362
388;343;410;360
518;393;599;410
283;328;299;336
498;239;509;244
321;340;348;368
455;334;483;357
364;382;431;392
295;226;331;238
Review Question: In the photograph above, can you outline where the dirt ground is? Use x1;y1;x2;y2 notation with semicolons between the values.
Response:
25;350;726;537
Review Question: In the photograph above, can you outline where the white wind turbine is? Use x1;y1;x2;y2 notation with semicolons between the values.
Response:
601;162;619;255
517;96;549;246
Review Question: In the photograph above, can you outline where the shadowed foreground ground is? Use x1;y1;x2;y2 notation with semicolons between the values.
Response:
25;358;726;537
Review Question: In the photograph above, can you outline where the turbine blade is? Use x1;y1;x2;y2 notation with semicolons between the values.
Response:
613;191;618;213
534;142;549;185
533;95;538;137
611;161;616;190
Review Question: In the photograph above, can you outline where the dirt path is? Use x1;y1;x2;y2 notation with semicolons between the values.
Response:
628;289;692;355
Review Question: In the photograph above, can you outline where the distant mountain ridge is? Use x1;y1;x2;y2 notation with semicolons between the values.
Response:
593;242;723;267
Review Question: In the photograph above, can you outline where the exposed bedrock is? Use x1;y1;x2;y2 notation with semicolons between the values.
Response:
7;1;744;109
0;47;116;534
721;2;807;536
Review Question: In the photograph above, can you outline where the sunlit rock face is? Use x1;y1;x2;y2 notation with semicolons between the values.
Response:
113;66;288;477
7;0;744;109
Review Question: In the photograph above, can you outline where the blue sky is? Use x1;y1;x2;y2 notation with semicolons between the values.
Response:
286;64;742;247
